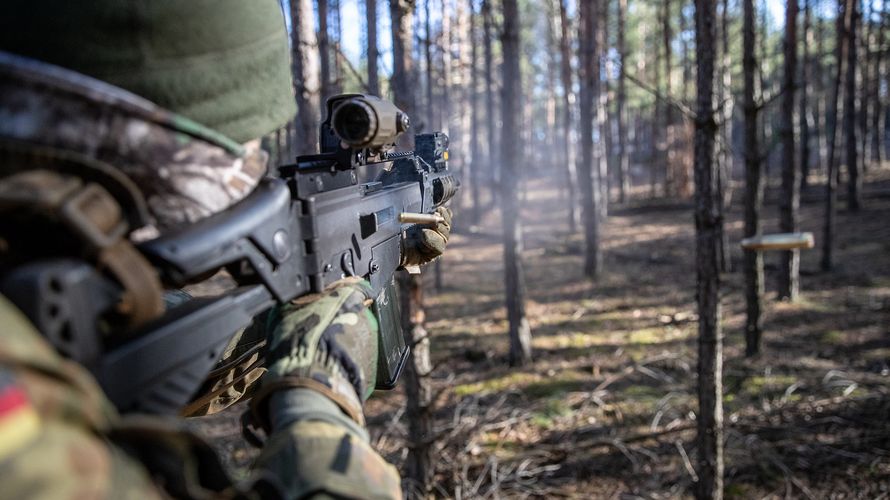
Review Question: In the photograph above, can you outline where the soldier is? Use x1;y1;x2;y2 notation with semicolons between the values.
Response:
0;1;451;498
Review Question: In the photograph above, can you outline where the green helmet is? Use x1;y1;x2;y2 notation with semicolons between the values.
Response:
0;0;296;143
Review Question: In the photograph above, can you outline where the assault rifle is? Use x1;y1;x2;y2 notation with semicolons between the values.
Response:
3;94;458;414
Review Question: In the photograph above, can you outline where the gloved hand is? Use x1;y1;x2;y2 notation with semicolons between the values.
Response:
401;206;453;267
250;278;378;429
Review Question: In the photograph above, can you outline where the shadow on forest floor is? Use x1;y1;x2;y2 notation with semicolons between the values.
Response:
361;163;890;498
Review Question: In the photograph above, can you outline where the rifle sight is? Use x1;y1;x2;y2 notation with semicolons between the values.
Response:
331;95;410;149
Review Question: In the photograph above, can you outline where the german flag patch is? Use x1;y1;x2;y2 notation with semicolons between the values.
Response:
0;369;39;460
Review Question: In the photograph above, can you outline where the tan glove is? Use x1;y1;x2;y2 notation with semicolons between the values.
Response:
400;206;452;267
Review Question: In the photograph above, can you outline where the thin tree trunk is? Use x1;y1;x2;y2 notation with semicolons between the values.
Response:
800;0;812;190
558;0;580;230
483;0;499;206
424;0;435;129
871;0;885;165
366;0;380;95
318;0;333;103
845;0;861;211
331;0;343;94
389;1;433;494
579;0;603;278
743;0;764;357
469;0;481;225
290;0;321;155
693;2;725;497
500;0;532;367
617;0;630;203
717;0;734;273
599;0;611;214
823;0;853;271
779;0;800;302
663;0;675;197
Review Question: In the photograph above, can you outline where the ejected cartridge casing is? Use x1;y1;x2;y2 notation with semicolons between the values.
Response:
399;212;444;225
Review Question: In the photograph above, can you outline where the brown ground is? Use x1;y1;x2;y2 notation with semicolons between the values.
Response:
196;163;890;498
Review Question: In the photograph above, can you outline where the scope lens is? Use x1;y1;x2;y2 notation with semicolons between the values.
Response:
333;101;374;145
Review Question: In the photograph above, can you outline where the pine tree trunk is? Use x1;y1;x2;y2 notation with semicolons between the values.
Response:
389;1;433;494
366;0;380;95
778;0;800;302
290;0;321;155
318;0;333;103
579;0;603;278
823;0;853;271
717;0;734;273
693;2;725;498
743;0;764;357
599;0;611;215
662;0;675;197
871;1;885;165
469;0;481;225
483;0;499;207
500;0;533;367
617;0;630;204
845;0;861;212
558;0;580;231
800;0;812;191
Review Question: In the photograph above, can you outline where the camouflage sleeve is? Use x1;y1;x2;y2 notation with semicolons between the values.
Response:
0;296;166;499
253;388;402;500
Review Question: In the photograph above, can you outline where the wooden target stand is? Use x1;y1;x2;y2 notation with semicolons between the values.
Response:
740;232;815;252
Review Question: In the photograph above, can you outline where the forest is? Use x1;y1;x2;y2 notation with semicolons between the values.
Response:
198;0;890;498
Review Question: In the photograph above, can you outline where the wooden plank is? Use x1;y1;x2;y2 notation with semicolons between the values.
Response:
740;232;815;251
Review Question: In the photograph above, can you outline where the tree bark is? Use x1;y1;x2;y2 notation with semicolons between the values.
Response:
558;0;581;230
500;0;533;367
290;0;321;155
318;0;333;103
579;0;603;278
389;1;433;494
599;0;611;215
366;0;380;95
482;0;499;206
663;0;675;197
778;0;800;302
823;0;854;271
617;0;630;204
469;0;481;225
743;0;764;357
693;2;725;498
717;0;734;273
869;1;885;165
845;0;861;212
800;0;812;190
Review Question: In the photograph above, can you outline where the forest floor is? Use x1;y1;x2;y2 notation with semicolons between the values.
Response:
194;162;890;499
363;162;890;499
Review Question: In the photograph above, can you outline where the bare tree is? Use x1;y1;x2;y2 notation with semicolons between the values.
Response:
366;0;380;95
845;0;861;212
778;0;800;302
579;0;603;278
501;0;533;367
290;0;322;155
800;0;813;190
717;0;734;273
743;0;764;357
389;1;435;494
483;0;499;206
617;0;630;204
318;0;334;102
469;0;481;224
823;0;855;271
693;2;725;498
558;0;581;230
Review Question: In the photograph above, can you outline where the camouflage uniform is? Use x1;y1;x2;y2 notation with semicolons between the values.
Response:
0;1;453;495
0;22;406;498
